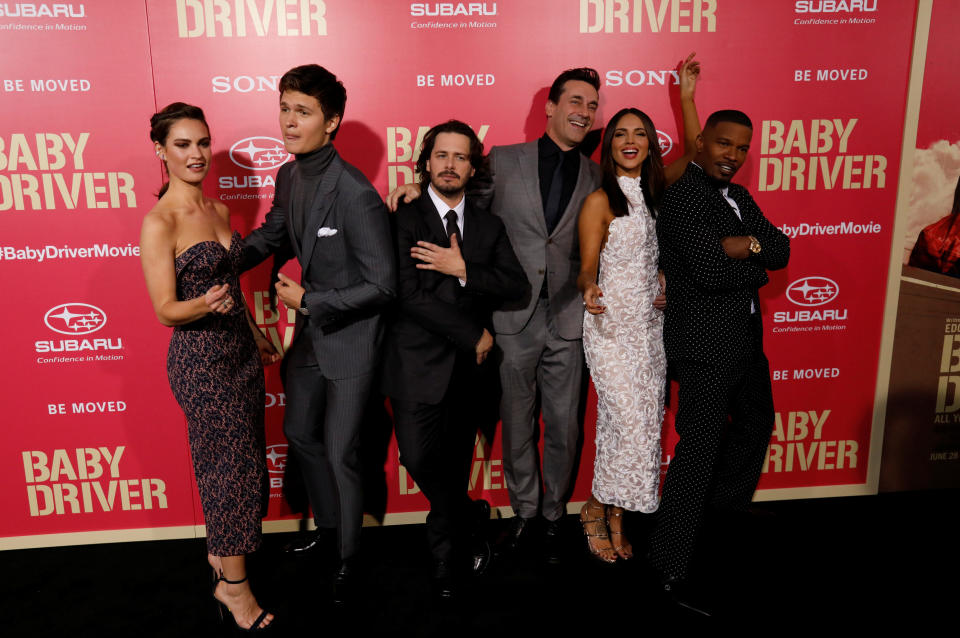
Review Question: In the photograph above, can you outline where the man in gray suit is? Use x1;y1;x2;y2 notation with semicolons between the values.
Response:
241;64;396;596
388;68;602;561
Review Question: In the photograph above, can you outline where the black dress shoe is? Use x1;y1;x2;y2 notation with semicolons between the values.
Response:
662;577;712;617
469;499;492;575
332;558;357;606
433;560;456;601
496;515;533;555
543;518;562;565
471;539;491;576
283;527;334;555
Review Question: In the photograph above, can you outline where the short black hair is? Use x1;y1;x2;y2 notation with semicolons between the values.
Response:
547;67;600;103
416;120;488;188
279;64;347;139
704;109;752;130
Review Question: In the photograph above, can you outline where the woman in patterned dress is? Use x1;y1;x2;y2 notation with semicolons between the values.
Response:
576;55;701;562
140;103;280;630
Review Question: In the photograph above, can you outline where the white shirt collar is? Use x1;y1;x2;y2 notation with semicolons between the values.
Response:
427;183;465;233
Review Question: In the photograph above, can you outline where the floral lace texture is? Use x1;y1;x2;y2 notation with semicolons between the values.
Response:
583;175;666;512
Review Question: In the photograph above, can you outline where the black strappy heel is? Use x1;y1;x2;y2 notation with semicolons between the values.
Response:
212;572;273;633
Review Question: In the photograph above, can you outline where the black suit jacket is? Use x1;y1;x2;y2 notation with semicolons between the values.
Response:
240;148;396;379
656;163;790;368
381;195;527;404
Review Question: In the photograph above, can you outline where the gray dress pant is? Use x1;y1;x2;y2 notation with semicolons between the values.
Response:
499;296;583;522
283;333;372;560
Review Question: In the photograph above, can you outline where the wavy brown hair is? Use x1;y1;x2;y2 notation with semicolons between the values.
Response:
415;120;489;188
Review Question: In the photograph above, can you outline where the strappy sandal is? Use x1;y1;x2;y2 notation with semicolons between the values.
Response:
211;568;225;621
214;573;274;633
606;506;634;560
579;501;617;563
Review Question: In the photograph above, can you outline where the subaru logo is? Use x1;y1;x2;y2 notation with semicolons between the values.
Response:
266;444;288;474
44;303;107;335
786;277;839;307
229;137;291;171
657;130;673;156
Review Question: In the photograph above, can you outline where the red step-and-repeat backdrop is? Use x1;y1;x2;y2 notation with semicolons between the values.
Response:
0;0;919;548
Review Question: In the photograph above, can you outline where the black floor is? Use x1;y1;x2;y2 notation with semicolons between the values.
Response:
3;489;957;636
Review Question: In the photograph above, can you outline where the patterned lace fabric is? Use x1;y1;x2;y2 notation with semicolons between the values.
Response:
167;231;267;555
583;175;666;512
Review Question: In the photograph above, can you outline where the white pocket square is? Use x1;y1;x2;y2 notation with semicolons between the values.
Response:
317;227;338;237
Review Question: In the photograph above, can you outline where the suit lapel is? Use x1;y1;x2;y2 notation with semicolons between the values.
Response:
417;194;462;300
689;164;746;235
300;151;344;266
417;195;449;246
708;188;745;235
727;187;754;231
551;154;593;238
284;165;303;262
517;142;548;236
461;200;485;263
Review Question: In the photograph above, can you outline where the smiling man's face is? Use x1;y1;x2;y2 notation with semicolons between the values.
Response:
544;79;599;151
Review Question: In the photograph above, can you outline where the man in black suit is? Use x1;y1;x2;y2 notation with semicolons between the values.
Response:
240;65;396;596
651;110;790;614
387;70;603;563
381;120;527;598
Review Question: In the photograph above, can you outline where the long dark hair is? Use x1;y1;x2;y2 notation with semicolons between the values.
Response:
599;108;665;217
149;102;208;198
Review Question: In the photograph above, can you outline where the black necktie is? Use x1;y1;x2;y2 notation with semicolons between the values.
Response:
445;210;461;245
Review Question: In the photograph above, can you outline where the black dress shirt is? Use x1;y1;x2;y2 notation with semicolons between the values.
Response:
537;134;580;232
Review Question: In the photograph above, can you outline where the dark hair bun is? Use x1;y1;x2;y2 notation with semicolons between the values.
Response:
150;102;207;144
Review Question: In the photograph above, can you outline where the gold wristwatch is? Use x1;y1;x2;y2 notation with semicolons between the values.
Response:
748;235;761;254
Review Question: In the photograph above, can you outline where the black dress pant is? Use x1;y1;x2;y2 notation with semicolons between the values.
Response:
650;316;775;581
391;354;482;567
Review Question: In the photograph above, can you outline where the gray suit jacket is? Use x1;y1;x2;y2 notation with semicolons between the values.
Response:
485;140;602;339
240;148;396;380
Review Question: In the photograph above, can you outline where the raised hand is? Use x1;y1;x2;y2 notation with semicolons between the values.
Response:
679;51;701;102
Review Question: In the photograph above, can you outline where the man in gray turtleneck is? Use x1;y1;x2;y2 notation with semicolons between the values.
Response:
240;64;396;600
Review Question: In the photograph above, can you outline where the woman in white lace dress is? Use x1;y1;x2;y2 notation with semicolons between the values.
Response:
576;56;700;563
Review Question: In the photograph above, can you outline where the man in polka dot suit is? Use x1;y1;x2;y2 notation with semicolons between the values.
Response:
651;110;790;615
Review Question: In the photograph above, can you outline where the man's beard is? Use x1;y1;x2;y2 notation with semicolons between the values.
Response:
431;174;467;197
704;171;733;190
